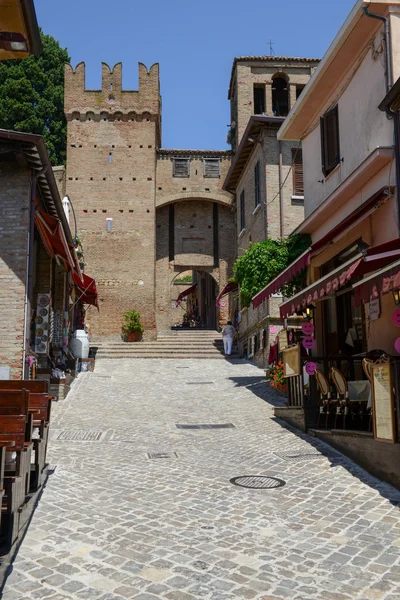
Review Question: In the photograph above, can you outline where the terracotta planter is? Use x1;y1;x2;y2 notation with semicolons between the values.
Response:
126;332;142;342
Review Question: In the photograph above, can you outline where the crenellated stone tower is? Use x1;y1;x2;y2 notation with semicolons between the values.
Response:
64;62;161;338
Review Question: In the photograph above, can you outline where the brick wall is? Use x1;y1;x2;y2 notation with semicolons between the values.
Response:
65;62;160;339
0;162;31;379
155;200;234;333
231;59;319;146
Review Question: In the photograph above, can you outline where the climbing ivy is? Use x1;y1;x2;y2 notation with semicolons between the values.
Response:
233;234;311;307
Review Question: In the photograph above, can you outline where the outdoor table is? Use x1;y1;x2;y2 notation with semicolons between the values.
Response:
348;380;371;407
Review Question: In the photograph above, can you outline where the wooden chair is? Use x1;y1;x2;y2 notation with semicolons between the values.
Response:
330;367;350;429
315;369;331;428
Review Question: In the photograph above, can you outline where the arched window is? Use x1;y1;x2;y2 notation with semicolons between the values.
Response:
272;76;289;117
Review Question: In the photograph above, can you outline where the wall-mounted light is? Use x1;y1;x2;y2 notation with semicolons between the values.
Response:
0;32;28;52
303;306;314;321
393;289;400;306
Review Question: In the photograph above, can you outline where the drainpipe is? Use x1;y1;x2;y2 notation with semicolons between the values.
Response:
363;5;400;234
278;140;284;237
362;5;392;90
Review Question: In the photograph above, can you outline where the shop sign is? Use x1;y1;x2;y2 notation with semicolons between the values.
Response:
371;362;396;443
369;298;380;321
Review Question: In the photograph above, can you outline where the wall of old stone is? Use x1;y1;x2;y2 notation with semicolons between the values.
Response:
236;128;304;253
232;58;319;145
65;62;160;339
155;200;234;333
156;152;232;208
0;162;31;379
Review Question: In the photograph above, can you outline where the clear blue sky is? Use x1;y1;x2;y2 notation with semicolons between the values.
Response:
35;0;355;150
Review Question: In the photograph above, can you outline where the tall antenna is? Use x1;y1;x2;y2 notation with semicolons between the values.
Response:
268;39;275;56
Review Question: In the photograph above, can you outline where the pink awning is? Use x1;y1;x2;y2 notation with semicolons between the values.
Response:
175;283;197;308
216;281;238;306
252;249;311;308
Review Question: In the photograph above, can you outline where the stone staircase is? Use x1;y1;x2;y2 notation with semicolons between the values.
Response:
93;330;239;359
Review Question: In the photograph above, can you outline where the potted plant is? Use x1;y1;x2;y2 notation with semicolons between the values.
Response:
122;310;144;342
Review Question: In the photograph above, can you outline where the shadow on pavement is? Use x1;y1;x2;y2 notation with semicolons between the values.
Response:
229;376;400;506
228;375;286;407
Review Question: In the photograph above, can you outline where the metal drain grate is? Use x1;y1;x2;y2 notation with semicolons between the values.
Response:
176;423;235;430
230;476;286;489
57;431;103;441
185;382;214;385
147;452;178;459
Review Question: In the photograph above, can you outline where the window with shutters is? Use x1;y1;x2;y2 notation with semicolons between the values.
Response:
203;158;220;178
254;161;261;207
173;158;190;177
320;105;340;177
240;190;246;232
291;148;304;197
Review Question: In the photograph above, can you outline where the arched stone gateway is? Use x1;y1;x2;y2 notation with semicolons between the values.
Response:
156;198;234;335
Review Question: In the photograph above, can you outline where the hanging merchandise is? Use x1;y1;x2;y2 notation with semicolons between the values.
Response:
35;294;50;354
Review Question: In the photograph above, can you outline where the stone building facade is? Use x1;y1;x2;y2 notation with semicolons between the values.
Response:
224;57;319;366
65;62;234;339
64;56;319;343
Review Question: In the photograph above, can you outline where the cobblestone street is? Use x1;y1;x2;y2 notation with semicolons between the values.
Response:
2;358;400;600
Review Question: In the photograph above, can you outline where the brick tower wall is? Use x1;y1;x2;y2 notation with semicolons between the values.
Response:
64;62;161;339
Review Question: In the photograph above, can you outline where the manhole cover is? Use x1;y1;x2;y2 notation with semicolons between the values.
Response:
230;476;286;489
176;424;235;430
57;431;103;441
147;452;178;459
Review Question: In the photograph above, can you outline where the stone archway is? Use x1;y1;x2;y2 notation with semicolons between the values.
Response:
155;198;234;336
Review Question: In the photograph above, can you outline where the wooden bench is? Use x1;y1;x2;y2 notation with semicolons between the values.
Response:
0;382;52;492
0;414;31;548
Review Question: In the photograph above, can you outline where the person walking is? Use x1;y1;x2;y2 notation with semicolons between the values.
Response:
222;321;236;356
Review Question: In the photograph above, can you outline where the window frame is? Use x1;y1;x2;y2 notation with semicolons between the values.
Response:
172;157;190;178
203;158;220;178
254;160;261;208
240;189;246;232
320;105;340;177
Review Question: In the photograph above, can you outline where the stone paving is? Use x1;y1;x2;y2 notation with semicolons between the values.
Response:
2;358;400;600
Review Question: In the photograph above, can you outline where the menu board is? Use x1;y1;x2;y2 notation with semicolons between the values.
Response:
278;329;289;352
371;363;396;443
282;344;301;378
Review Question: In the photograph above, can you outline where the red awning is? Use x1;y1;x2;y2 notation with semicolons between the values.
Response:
72;272;99;309
311;187;393;255
175;283;197;307
216;281;238;306
35;208;80;276
353;250;400;306
280;255;363;319
252;249;311;308
280;238;400;317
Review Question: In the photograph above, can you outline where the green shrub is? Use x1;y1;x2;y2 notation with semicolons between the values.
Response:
122;310;144;334
233;234;311;307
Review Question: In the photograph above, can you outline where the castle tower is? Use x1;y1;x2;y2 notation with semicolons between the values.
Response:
64;62;161;338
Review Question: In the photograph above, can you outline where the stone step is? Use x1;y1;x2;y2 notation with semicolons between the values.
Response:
96;354;233;359
95;343;224;349
96;349;232;356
